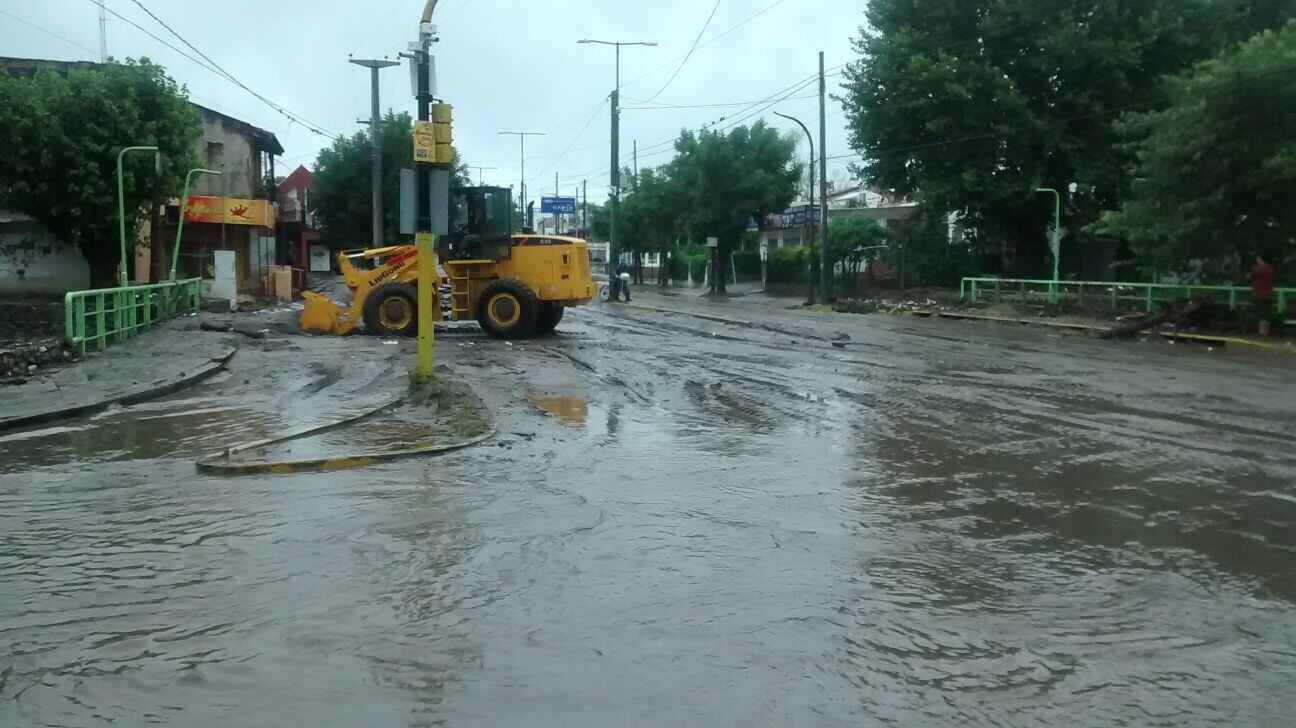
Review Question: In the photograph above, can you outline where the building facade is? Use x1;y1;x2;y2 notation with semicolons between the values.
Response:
0;57;287;299
158;105;284;298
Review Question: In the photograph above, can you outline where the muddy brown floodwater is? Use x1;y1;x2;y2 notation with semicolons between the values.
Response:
2;298;1295;726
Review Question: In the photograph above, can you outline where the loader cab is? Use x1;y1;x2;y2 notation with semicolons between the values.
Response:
442;186;515;261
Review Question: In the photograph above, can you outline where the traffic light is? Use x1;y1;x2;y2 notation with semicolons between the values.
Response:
414;104;454;165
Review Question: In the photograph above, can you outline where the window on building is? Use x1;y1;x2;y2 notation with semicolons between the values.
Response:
205;141;224;166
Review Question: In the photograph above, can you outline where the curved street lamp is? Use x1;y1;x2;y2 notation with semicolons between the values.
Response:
116;145;159;287
171;168;223;281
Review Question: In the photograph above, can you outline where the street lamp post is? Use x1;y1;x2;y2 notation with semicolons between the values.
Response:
577;38;656;270
1036;187;1061;302
116;145;159;287
469;165;497;186
171;168;222;281
498;131;546;229
774;111;816;303
349;58;400;248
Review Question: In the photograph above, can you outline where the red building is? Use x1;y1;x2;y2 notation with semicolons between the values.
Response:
276;165;318;277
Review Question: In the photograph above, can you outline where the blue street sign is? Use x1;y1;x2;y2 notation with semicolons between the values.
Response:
779;206;823;229
541;196;578;215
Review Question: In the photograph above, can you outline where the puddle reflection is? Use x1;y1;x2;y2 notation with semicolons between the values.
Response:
528;394;589;427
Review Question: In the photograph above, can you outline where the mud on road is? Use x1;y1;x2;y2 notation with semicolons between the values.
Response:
2;298;1295;725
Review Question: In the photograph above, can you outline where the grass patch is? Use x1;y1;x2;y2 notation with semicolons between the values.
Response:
408;369;491;438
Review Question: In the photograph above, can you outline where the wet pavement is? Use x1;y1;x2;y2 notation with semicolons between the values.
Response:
3;295;1295;726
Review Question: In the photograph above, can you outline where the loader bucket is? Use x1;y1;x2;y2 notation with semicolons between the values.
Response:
300;291;349;335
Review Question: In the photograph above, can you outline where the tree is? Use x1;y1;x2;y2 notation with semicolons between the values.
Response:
827;213;889;293
668;121;800;293
840;0;1283;278
1101;24;1296;276
619;166;684;283
0;59;200;284
313;110;470;246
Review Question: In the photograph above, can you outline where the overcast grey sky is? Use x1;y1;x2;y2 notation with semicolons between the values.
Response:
2;0;868;197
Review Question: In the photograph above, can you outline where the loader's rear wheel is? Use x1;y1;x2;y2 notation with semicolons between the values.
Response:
478;278;539;339
363;281;418;337
533;302;565;336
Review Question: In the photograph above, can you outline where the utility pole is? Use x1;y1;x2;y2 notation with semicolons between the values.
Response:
469;165;496;185
498;131;545;231
350;57;400;249
774;111;815;303
578;39;656;270
97;1;107;62
555;171;560;233
818;51;830;305
582;179;588;230
633;139;638;182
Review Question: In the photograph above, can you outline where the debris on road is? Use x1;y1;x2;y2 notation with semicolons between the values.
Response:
200;321;269;339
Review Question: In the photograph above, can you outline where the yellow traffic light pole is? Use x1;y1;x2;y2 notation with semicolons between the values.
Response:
416;231;435;376
411;3;451;379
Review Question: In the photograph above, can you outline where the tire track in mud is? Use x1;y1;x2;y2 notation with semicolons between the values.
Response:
568;309;875;438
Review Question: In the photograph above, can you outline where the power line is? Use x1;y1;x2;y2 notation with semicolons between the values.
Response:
622;0;791;90
351;0;407;55
640;0;722;103
528;97;609;187
122;0;339;138
99;0;339;139
0;8;99;56
623;93;817;110
440;0;482;23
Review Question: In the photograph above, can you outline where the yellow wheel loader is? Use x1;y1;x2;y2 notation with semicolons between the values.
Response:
300;186;596;339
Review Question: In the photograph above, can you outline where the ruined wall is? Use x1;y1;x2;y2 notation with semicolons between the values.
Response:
0;216;91;296
191;109;261;198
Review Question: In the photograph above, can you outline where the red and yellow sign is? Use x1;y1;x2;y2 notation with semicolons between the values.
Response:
183;196;275;227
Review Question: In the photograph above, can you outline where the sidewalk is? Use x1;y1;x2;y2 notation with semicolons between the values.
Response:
620;286;1295;354
0;319;238;433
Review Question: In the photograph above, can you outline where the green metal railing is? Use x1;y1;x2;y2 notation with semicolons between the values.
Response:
64;279;203;354
960;277;1295;320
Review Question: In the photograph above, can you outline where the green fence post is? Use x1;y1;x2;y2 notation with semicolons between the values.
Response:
76;296;86;355
63;293;75;347
95;293;106;350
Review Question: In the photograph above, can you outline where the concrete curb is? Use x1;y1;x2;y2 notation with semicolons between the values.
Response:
806;305;1293;353
0;347;238;434
195;392;496;476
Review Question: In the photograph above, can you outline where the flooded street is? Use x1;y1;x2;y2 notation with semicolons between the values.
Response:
3;300;1295;726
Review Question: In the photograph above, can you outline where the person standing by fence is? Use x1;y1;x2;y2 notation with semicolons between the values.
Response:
1251;252;1277;337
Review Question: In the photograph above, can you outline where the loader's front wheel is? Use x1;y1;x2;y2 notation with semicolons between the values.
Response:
478;278;539;339
363;281;419;337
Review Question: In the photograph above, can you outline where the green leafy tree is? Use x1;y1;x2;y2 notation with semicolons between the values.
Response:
840;0;1283;278
313;110;470;246
0;59;200;284
827;214;889;293
619;166;684;284
668;121;800;293
1101;24;1296;275
889;211;980;288
582;199;607;240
